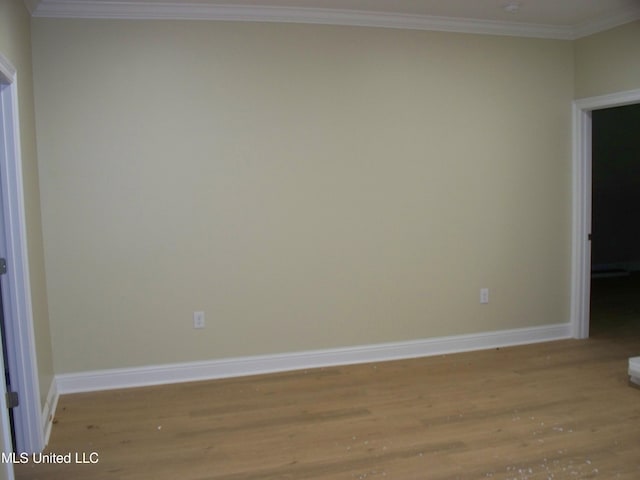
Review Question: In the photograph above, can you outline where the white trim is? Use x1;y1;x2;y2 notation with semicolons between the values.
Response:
30;1;640;40
571;88;640;340
0;53;44;454
576;89;640;110
572;6;640;40
56;323;571;394
0;56;16;84
630;357;640;386
0;360;13;480
0;53;17;480
570;103;592;339
22;0;41;14
41;379;58;447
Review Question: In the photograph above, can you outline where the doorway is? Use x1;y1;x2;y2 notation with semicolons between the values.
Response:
589;104;640;338
571;89;640;339
0;53;44;457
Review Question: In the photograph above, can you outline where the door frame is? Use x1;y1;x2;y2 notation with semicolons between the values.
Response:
0;53;43;457
571;88;640;339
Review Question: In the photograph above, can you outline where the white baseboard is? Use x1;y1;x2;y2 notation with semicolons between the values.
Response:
41;378;59;446
592;262;640;274
630;357;640;386
56;323;572;395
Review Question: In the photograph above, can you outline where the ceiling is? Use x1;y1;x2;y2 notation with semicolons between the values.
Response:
25;0;640;39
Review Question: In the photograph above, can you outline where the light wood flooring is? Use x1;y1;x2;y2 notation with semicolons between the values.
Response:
15;277;640;479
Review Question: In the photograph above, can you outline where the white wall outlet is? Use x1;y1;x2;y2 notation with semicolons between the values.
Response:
480;288;489;304
193;311;205;329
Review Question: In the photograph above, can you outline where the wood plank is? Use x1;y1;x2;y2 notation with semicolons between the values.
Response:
14;334;640;480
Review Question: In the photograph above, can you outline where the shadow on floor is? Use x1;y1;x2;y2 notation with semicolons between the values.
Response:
590;271;640;340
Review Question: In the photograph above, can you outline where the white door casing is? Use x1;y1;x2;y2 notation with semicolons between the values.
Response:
0;52;43;459
571;88;640;339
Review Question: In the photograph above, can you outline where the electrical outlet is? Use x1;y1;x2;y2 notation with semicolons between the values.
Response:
480;288;489;304
193;311;205;329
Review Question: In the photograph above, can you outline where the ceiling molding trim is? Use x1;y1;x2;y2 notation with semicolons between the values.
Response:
30;1;640;39
570;5;640;39
22;0;41;14
31;1;575;39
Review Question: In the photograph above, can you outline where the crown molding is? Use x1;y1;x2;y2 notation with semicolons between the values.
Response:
571;5;640;39
28;1;571;39
30;1;640;40
22;0;41;14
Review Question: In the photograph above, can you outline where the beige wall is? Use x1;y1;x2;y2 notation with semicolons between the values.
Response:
32;19;574;374
574;20;640;98
0;0;54;409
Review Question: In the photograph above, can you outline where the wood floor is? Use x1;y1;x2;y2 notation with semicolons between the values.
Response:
15;277;640;480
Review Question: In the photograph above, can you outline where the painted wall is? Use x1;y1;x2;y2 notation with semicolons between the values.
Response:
591;104;640;270
0;0;54;410
574;21;640;99
32;19;574;374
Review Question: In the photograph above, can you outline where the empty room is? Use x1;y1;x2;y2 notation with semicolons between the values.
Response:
1;0;640;478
